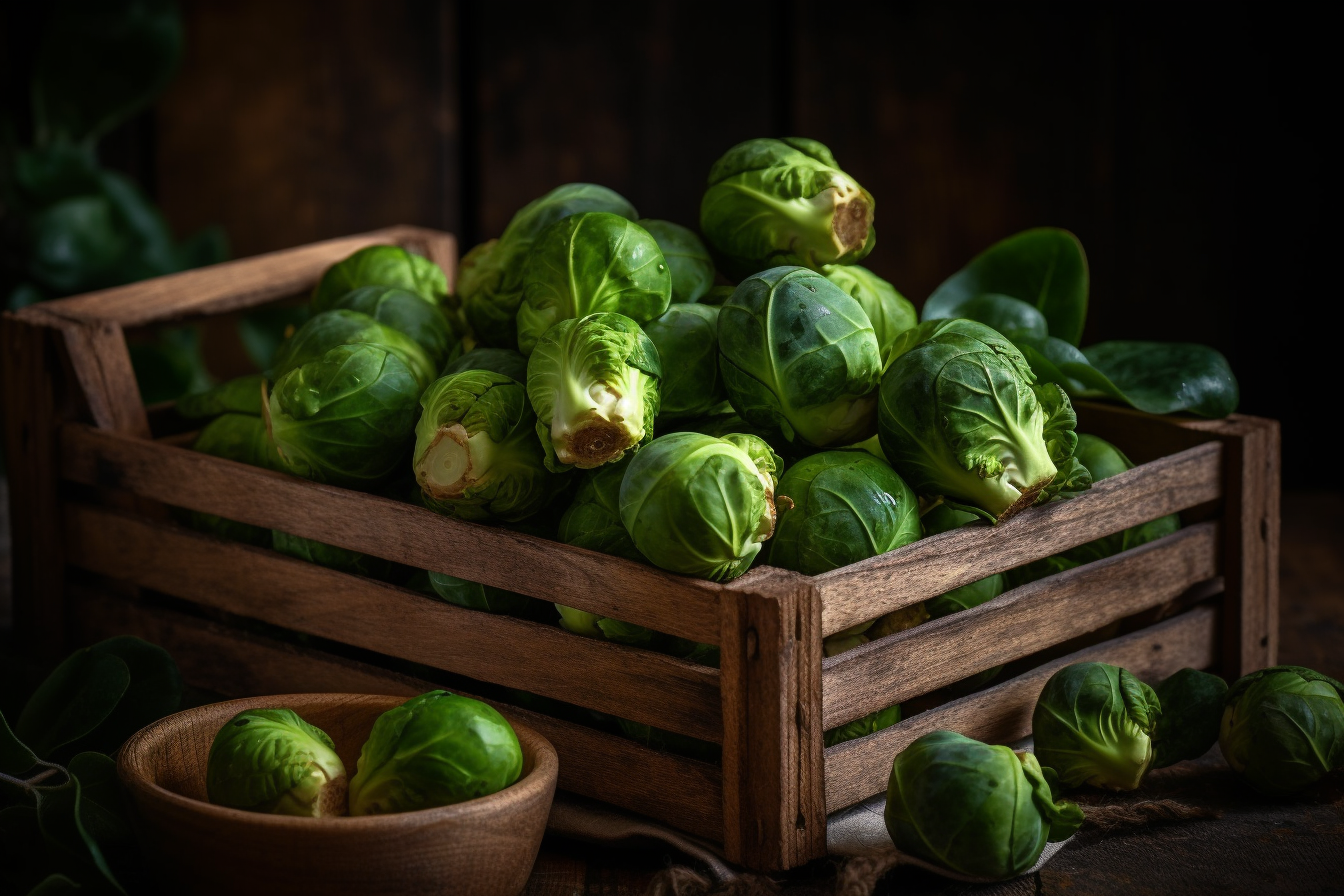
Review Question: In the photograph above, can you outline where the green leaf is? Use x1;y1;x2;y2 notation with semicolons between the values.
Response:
32;0;184;146
35;774;124;894
27;874;83;895
15;652;130;759
925;228;1089;346
1083;341;1239;418
65;754;131;847
72;638;181;756
1;711;39;776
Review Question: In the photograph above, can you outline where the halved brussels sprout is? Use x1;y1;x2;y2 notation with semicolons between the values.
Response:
719;266;882;447
821;265;916;366
270;309;436;391
348;691;522;815
460;184;638;350
1220;665;1344;795
516;213;670;355
331;285;460;370
412;370;559;522
885;731;1083;880
312;245;447;310
443;346;529;384
207;708;347;817
638;219;716;303
642;303;724;420
1032;662;1161;790
526;312;662;470
700;137;874;277
619;432;781;581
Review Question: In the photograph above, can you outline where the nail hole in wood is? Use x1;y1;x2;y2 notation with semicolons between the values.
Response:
1152;643;1162;651
1260;635;1269;647
1260;517;1269;540
796;813;806;829
746;628;758;660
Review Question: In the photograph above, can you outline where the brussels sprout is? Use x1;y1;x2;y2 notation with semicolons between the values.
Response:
557;454;643;562
878;319;1086;522
642;303;724;420
555;604;659;648
825;705;900;747
312;245;447;310
885;731;1083;880
769;451;921;575
821;265;916;365
460;184;638;350
868;603;931;639
348;691;522;815
177;374;265;419
700;137;874;278
921;503;1005;617
1219;665;1344;796
188;413;282;545
271;309;437;391
527;312;662;470
638;219;716;303
616;718;721;762
1032;662;1161;790
428;571;532;615
1151;668;1228;769
207;708;347;817
331;285;460;369
719;266;882;447
266;343;421;488
272;530;391;578
698;285;735;306
516;213;671;355
412;370;559;521
443;347;529;384
619;431;781;581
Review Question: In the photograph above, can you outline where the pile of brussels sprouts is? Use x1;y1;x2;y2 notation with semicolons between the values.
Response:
206;691;522;817
883;662;1344;880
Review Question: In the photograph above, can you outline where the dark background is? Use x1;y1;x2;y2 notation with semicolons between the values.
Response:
2;1;1335;485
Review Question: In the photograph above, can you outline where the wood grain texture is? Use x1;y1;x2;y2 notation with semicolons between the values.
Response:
68;588;724;839
59;424;723;644
820;522;1219;729
119;693;556;896
63;504;723;743
822;605;1219;812
30;226;456;327
816;442;1223;636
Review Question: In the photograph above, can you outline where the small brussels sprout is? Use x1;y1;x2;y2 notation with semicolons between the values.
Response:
1151;668;1227;769
642;303;724;420
178;374;265;419
638;219;716;303
412;370;560;521
266;343;421;488
921;503;1005;617
700;138;874;278
557;454;643;562
824;705;900;748
271;309;437;391
820;265;916;365
516;213;671;355
619;431;781;581
428;571;532;615
878;319;1086;522
1220;665;1344;796
719;266;882;447
312;245;447;310
527;312;662;470
460;184;638;350
349;691;523;815
331;285;460;370
272;530;391;578
769;451;921;575
443;347;529;384
1032;662;1161;790
885;731;1083;880
188;413;282;545
207;708;347;817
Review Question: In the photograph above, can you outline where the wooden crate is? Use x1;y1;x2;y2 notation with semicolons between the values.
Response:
1;227;1280;871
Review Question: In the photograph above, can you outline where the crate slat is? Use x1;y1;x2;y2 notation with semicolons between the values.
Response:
820;521;1219;728
59;423;724;644
64;504;724;743
65;586;723;839
815;441;1222;636
821;605;1218;813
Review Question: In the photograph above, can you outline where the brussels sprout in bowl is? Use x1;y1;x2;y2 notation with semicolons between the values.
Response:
116;693;557;896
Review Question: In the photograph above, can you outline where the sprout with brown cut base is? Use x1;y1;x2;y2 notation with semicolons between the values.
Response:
207;708;347;817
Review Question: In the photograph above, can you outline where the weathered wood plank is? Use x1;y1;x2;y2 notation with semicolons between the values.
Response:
66;587;722;839
816;442;1222;636
822;605;1219;812
59;424;723;644
63;504;723;743
29;226;455;327
821;522;1219;728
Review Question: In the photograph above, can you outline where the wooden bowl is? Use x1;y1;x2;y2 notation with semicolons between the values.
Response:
117;693;557;896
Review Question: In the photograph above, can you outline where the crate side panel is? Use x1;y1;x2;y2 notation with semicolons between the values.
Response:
60;424;722;644
820;522;1218;728
67;587;722;839
815;441;1222;636
64;504;723;743
822;605;1218;812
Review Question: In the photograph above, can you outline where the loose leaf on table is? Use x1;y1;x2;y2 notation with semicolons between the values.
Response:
924;227;1089;346
15;652;129;759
